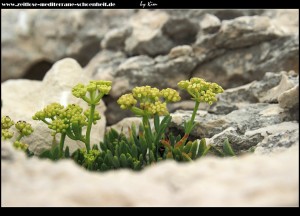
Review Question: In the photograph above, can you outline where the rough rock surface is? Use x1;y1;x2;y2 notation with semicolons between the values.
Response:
168;71;299;154
2;9;299;207
1;58;106;154
2;9;299;124
1;9;134;81
2;141;298;207
193;35;299;88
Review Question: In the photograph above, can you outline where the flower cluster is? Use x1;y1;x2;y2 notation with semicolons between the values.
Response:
2;129;14;140
83;149;100;166
1;116;14;129
13;141;29;151
1;116;15;140
1;116;32;151
32;103;64;121
33;103;90;135
178;77;224;105
84;109;101;124
15;121;34;136
160;88;181;103
72;80;112;104
117;94;137;110
117;86;181;116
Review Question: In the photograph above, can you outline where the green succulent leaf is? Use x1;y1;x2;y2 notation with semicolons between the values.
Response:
223;138;236;157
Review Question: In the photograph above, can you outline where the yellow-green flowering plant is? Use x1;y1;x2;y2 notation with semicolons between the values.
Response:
33;80;111;158
2;76;234;171
158;78;224;160
116;78;225;162
178;77;224;135
1;116;34;152
117;86;181;161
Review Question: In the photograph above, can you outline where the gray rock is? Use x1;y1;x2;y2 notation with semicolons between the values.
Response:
194;15;285;67
113;48;197;96
125;10;174;56
2;139;298;206
207;121;299;154
1;9;134;81
201;16;283;49
162;17;199;45
262;9;299;35
193;36;299;88
206;71;298;117
168;45;193;59
199;13;221;34
161;9;266;21
247;121;299;154
260;72;298;103
100;47;197;125
210;71;299;106
170;103;294;152
1;10;43;81
1;58;106;155
101;27;132;51
208;101;239;115
84;50;126;80
106;117;143;136
278;85;299;109
206;127;264;153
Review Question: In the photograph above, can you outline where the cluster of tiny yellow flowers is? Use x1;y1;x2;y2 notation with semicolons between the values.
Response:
117;93;137;110
84;109;101;124
1;116;33;151
33;103;93;135
13;141;29;151
1;116;15;140
83;149;100;165
148;101;168;116
33;103;64;120
2;129;14;140
1;116;14;129
72;80;112;103
117;86;181;116
15;121;34;136
48;119;69;134
160;88;181;103
178;77;224;105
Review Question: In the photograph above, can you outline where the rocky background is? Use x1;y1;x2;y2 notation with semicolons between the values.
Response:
1;9;299;206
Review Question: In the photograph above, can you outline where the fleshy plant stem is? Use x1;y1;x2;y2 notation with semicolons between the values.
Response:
59;132;66;157
16;134;23;142
186;101;200;134
85;104;95;152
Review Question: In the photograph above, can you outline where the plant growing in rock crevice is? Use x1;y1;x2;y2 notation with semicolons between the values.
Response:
158;77;225;161
4;77;235;172
117;86;181;161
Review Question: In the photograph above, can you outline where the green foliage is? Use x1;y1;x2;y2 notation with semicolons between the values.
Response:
210;138;236;157
39;145;70;161
71;124;234;172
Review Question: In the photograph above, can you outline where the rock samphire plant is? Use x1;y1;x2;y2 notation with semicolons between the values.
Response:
32;80;111;159
3;77;235;172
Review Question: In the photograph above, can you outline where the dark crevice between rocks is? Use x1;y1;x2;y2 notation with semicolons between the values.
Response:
227;74;253;88
69;39;101;67
286;104;299;122
162;18;199;45
208;9;266;21
23;60;53;81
